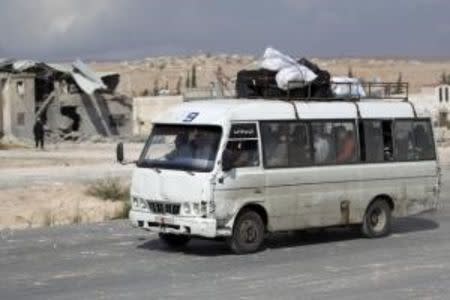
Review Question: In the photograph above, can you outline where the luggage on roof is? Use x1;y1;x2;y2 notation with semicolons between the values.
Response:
236;47;333;100
235;59;333;99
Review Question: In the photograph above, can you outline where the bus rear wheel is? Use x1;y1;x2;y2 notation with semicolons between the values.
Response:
362;199;392;238
227;210;265;254
159;233;190;248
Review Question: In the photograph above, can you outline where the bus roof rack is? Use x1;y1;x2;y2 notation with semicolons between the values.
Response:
236;80;409;102
183;81;409;103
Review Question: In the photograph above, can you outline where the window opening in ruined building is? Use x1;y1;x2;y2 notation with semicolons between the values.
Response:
16;81;25;97
439;87;443;103
60;106;81;133
446;87;449;102
109;114;127;127
35;78;55;103
17;112;25;126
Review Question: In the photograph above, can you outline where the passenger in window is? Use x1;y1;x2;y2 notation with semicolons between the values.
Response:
225;141;258;168
364;122;384;162
336;128;356;163
267;126;289;167
313;131;330;164
396;130;414;161
191;132;217;168
165;133;193;162
414;124;433;160
382;127;394;161
288;125;310;166
262;125;279;161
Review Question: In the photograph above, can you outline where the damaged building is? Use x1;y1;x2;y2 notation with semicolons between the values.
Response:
0;58;132;142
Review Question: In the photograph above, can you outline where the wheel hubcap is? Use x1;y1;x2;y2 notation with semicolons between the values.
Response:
240;220;258;244
370;207;386;232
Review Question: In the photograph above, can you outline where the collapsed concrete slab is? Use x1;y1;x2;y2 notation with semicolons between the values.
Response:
0;59;131;142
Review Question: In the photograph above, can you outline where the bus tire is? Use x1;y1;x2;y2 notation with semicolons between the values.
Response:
361;199;392;238
159;233;190;248
227;210;265;254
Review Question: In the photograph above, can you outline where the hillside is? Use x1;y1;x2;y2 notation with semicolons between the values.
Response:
90;54;450;97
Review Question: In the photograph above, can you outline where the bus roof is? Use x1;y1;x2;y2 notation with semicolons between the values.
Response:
154;99;417;126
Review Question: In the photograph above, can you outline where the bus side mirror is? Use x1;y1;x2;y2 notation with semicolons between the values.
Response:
116;142;124;163
222;151;233;172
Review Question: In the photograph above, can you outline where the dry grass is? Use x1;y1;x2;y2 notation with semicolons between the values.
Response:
86;177;130;202
0;182;132;230
0;142;27;150
86;177;131;220
113;201;131;220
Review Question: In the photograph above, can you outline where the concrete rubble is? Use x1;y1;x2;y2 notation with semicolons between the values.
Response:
0;58;132;142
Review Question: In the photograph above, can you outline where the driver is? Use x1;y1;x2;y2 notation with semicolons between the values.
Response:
165;133;193;161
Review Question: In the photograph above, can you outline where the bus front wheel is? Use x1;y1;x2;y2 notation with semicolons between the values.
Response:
362;199;392;238
227;210;265;254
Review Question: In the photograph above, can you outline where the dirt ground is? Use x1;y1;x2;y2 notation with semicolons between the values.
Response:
0;142;142;230
1;141;449;230
0;183;127;230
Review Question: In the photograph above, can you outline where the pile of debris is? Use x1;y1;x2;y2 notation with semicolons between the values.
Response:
0;58;131;142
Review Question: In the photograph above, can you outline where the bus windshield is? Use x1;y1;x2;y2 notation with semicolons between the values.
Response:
138;125;222;172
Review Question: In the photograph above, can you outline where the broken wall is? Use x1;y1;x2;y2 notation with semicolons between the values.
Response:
0;59;132;141
105;95;132;136
0;75;5;137
132;95;183;136
0;73;35;140
50;87;132;139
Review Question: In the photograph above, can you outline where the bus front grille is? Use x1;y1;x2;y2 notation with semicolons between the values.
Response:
147;201;180;215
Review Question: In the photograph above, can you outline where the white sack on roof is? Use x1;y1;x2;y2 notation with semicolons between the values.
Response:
260;47;317;90
276;65;318;91
260;47;298;71
331;76;366;97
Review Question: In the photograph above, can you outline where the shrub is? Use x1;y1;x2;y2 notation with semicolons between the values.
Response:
113;201;131;220
86;177;130;202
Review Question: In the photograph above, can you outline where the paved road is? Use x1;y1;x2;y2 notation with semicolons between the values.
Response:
1;171;450;299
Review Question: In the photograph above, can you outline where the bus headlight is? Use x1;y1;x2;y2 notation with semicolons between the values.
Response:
193;203;200;215
132;197;139;208
139;198;147;210
183;203;191;214
201;201;207;214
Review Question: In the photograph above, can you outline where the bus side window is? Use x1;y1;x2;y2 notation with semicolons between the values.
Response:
312;121;357;165
413;121;435;160
394;121;415;161
360;121;384;163
224;140;259;168
261;122;312;168
382;121;394;161
311;122;334;164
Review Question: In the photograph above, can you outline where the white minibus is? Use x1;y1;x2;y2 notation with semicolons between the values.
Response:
118;97;440;254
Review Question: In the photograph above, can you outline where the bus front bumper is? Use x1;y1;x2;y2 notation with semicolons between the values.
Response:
129;210;230;238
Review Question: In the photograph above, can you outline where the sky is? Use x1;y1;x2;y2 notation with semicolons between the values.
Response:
0;0;449;61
